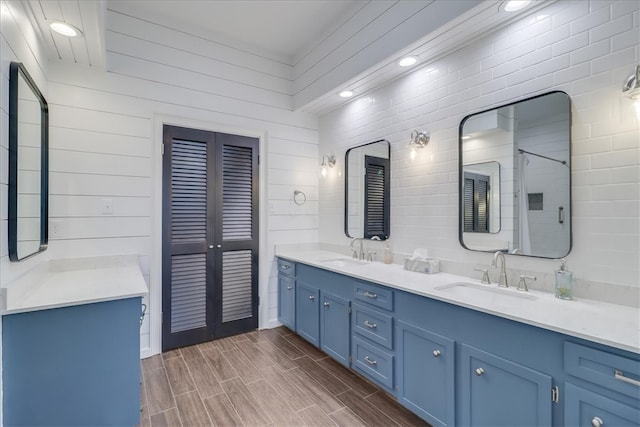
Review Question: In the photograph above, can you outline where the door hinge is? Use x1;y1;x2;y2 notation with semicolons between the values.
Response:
349;356;352;364
161;143;165;155
348;306;352;314
552;386;560;403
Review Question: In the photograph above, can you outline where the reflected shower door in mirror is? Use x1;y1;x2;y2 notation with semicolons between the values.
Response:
345;140;390;240
459;91;571;258
9;62;49;261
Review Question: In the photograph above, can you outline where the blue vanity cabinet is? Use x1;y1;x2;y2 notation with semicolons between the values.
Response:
460;344;553;427
564;341;640;426
351;280;396;393
565;383;640;426
396;320;455;426
277;259;296;329
320;291;351;367
295;280;320;346
2;297;142;427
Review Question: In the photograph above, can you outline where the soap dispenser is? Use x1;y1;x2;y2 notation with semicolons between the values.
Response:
555;259;573;300
384;240;393;264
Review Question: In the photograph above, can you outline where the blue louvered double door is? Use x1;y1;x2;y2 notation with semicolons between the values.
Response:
162;125;259;351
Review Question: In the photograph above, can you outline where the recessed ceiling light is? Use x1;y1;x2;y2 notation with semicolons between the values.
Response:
339;90;354;98
503;0;532;12
50;21;82;37
398;56;418;67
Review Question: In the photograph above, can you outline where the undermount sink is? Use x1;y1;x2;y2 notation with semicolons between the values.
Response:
319;258;369;268
435;282;538;301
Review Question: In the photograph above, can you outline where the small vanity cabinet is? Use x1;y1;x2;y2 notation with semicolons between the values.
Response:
277;257;640;427
3;298;142;426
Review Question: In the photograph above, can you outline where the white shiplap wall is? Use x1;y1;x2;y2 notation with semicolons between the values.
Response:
319;1;640;295
1;6;321;357
0;1;50;424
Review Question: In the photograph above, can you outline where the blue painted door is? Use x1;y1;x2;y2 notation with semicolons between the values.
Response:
278;275;295;329
460;344;552;426
320;291;350;367
565;383;640;426
296;281;319;346
397;320;455;426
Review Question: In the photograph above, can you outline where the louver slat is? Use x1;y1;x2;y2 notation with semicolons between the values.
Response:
464;178;475;232
222;145;252;241
171;254;207;333
222;250;253;322
171;139;207;243
365;163;386;237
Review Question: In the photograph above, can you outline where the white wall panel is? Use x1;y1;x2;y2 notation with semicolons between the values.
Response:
319;0;640;289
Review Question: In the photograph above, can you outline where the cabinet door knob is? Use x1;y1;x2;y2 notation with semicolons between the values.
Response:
323;301;330;307
364;356;377;366
433;349;441;357
591;417;603;427
286;286;293;290
309;295;315;301
363;291;378;299
475;368;485;376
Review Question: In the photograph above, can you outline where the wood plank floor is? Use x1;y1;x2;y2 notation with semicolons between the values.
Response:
139;327;430;427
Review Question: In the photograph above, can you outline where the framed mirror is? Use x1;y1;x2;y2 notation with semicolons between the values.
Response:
345;139;390;240
9;62;49;261
459;91;571;258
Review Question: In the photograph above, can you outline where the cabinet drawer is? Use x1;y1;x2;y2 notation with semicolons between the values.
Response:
354;281;393;311
278;259;296;276
352;336;394;390
565;382;640;426
352;303;393;349
565;342;640;400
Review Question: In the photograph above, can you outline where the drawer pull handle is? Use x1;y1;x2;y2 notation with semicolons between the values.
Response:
475;368;485;376
591;416;603;427
286;286;293;290
364;356;377;366
364;320;377;329
615;370;640;387
362;291;378;299
281;264;291;269
323;301;330;307
308;295;315;301
433;350;441;357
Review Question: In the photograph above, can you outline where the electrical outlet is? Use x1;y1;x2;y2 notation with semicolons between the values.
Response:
102;198;114;215
50;220;63;237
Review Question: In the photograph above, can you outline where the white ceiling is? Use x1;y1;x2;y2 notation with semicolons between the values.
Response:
17;0;549;113
106;0;367;64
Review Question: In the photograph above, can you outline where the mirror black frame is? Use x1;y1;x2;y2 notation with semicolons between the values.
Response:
9;62;49;261
344;139;391;240
458;90;572;258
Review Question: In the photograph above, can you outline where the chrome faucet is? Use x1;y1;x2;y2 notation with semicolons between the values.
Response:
350;238;364;260
493;251;508;287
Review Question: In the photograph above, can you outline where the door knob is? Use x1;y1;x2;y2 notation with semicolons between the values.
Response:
591;417;603;427
208;245;214;249
433;350;441;357
475;368;485;376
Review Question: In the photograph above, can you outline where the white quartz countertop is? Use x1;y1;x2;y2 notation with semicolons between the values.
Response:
276;248;640;354
1;255;148;315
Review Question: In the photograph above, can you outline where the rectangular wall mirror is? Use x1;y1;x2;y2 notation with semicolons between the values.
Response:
459;91;571;258
345;139;390;240
9;62;49;261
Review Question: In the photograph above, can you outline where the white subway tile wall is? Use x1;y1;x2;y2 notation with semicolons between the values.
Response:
319;0;640;289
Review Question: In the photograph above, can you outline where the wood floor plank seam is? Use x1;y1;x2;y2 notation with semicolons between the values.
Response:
139;329;430;427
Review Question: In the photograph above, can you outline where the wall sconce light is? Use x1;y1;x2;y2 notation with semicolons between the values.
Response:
409;130;430;148
321;154;336;177
622;65;640;100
